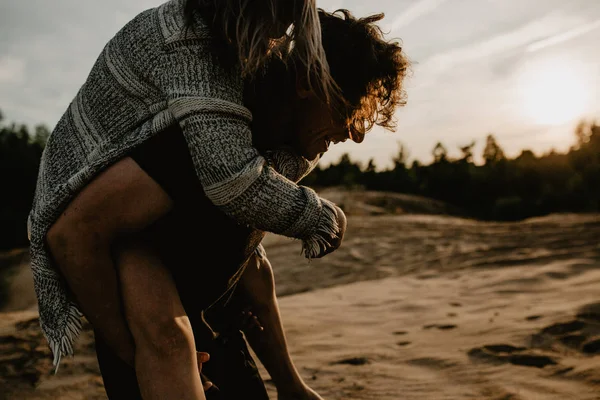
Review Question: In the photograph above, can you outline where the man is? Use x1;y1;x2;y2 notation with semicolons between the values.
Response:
93;8;409;399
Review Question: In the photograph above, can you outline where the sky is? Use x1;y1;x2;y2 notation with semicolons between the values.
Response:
1;0;599;168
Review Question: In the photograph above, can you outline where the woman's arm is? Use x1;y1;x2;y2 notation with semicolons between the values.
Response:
152;40;342;259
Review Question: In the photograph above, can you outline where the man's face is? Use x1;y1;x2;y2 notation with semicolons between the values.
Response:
250;81;352;161
247;60;356;161
288;92;352;161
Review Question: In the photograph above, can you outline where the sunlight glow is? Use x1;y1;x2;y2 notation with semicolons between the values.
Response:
517;59;591;126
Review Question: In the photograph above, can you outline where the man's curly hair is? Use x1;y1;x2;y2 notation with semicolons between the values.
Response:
318;9;410;143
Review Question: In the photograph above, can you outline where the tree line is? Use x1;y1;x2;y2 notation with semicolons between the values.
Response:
302;121;600;221
0;110;48;251
1;108;599;250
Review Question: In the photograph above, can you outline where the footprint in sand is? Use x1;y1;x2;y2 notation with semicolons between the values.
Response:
577;302;600;322
468;344;557;368
423;324;457;331
582;339;600;354
470;302;600;371
332;357;370;366
437;324;457;330
525;315;543;321
529;302;600;355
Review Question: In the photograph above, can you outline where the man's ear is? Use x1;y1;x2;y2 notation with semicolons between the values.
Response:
295;72;313;99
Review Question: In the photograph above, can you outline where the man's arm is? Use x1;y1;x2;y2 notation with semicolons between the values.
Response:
235;248;323;400
210;150;342;398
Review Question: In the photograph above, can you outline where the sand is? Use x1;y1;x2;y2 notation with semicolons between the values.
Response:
1;202;599;399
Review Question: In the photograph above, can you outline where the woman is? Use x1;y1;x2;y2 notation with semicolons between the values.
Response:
29;0;346;398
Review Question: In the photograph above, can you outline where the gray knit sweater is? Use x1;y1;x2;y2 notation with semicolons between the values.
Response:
28;0;339;367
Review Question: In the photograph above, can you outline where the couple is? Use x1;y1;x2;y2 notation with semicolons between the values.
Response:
29;1;409;399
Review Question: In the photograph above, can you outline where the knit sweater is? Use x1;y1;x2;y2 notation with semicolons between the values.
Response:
28;0;339;367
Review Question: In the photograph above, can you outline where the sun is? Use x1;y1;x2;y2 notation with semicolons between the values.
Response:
517;59;591;126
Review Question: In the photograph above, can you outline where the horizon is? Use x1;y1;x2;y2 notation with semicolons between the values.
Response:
1;0;598;167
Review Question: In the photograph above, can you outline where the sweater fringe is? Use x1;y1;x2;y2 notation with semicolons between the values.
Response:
302;200;340;259
46;303;83;373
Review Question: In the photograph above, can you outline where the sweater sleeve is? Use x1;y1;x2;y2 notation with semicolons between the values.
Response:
152;40;340;258
264;148;320;184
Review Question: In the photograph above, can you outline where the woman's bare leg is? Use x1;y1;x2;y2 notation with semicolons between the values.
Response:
46;157;173;365
116;238;206;400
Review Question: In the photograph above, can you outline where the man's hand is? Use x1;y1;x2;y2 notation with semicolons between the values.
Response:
196;352;218;393
277;384;325;400
240;309;264;332
238;309;325;400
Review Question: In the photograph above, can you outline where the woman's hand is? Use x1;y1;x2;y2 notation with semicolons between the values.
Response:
315;204;347;258
329;204;347;251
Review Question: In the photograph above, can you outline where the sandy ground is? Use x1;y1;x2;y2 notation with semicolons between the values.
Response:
1;207;599;399
0;253;36;313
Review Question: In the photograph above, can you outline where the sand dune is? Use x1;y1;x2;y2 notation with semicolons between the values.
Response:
264;257;600;399
315;188;467;217
1;211;599;399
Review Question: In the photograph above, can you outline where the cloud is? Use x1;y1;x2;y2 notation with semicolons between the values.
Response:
0;56;25;84
1;0;599;166
527;18;600;52
0;0;159;126
387;0;449;32
416;12;582;77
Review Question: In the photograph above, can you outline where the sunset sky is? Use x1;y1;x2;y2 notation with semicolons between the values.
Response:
1;0;598;167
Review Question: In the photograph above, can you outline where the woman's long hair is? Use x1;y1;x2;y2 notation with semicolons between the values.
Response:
185;0;340;106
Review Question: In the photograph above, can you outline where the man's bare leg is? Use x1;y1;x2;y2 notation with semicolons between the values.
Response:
238;250;324;400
